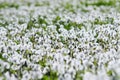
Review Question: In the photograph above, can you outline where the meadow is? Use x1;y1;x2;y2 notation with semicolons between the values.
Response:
0;0;120;80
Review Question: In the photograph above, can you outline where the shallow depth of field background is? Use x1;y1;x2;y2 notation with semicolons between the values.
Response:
0;0;120;80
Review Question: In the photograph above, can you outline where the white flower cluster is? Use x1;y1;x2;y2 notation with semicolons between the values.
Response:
0;0;120;80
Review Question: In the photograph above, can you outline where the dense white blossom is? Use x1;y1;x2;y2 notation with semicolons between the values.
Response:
0;0;120;80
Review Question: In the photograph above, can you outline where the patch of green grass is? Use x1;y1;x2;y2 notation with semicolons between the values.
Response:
52;16;61;33
91;0;116;6
94;18;106;25
38;55;47;68
38;16;47;25
35;1;50;6
35;31;41;35
93;59;98;67
0;2;19;9
0;21;8;27
60;36;66;44
75;70;84;80
107;70;113;76
63;20;83;30
27;15;48;30
14;40;20;45
6;33;12;39
54;18;83;31
27;18;36;29
41;70;58;80
81;8;89;13
23;49;32;58
81;0;116;7
29;36;35;43
38;59;46;68
27;2;31;6
0;53;7;61
61;2;75;13
52;16;61;24
18;20;25;25
105;17;114;24
96;38;109;52
53;16;83;31
93;17;114;25
65;3;75;13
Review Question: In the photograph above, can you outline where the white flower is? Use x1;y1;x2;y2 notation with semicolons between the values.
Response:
83;72;97;80
64;73;73;80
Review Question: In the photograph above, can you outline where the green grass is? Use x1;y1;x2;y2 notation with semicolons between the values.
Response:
27;18;36;29
91;0;116;6
75;70;84;80
93;17;114;25
53;16;83;31
38;56;47;68
23;49;32;58
35;1;50;6
14;40;20;45
41;70;58;80
0;53;7;61
63;20;83;30
60;2;75;13
27;15;48;30
81;0;116;7
0;16;9;27
0;2;19;9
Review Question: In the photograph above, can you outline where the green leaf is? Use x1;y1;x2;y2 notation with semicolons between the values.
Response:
29;36;35;43
27;20;34;29
0;53;7;61
41;70;58;80
14;40;20;45
107;70;113;76
75;70;84;80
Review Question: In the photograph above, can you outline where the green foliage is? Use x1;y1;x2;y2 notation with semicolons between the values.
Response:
38;55;47;67
105;17;114;24
35;1;50;6
38;16;47;25
25;49;32;55
94;17;114;25
60;36;66;43
64;2;75;13
81;8;89;13
94;18;105;25
93;59;98;67
18;20;25;24
0;53;7;61
52;16;61;24
38;59;46;67
23;49;32;58
75;70;84;80
107;70;113;76
29;36;35;43
0;2;19;9
81;0;116;7
14;40;20;45
27;19;35;29
35;31;41;35
52;16;61;33
54;18;83;31
63;20;83;30
41;70;58;80
27;15;47;30
6;33;12;39
39;55;58;80
91;0;116;6
0;21;8;27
